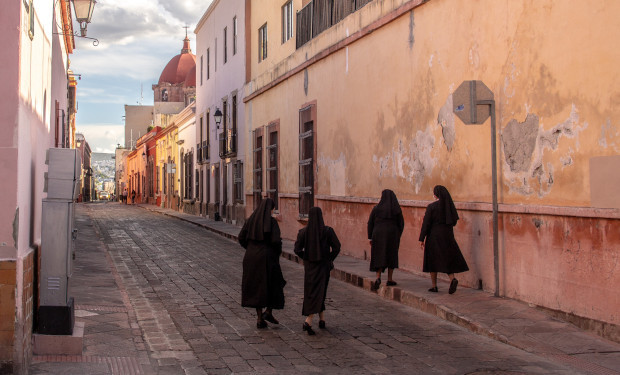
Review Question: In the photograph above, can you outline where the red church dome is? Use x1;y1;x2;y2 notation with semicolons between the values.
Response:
158;36;196;85
184;64;196;88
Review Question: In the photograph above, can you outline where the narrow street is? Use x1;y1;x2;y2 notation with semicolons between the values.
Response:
32;203;592;374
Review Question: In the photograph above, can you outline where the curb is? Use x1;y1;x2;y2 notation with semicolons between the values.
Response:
137;205;620;375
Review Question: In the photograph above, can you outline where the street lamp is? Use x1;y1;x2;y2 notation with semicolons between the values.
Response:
72;0;97;37
214;108;223;129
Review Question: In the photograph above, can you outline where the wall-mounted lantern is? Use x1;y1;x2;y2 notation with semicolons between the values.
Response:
214;108;223;129
72;0;97;37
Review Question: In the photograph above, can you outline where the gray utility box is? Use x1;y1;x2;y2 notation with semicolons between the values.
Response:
40;199;76;306
44;147;81;200
38;148;80;335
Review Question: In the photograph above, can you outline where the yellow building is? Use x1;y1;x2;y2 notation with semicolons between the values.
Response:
156;121;180;209
244;0;620;329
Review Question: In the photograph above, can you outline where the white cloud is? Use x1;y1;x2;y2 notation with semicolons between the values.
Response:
69;0;213;154
76;124;125;154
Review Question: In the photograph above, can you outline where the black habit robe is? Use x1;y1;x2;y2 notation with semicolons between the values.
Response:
368;189;405;272
239;198;286;309
294;207;341;316
419;185;469;274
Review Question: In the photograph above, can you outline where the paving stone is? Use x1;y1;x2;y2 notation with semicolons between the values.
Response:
30;204;618;375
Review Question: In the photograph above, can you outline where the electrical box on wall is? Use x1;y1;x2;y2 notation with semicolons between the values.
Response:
38;148;81;335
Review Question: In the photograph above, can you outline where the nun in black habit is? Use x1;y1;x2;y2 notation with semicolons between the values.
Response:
294;207;341;335
368;189;405;289
239;198;286;328
419;185;469;294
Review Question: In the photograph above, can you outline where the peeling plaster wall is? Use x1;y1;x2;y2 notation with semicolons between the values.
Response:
244;0;620;326
501;105;588;198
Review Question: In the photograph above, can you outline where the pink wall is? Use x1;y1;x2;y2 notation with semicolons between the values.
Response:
265;195;619;326
0;0;20;259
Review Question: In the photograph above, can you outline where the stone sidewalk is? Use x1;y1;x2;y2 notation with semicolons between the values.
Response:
139;204;620;375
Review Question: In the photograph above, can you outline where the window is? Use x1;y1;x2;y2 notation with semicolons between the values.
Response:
233;17;238;55
27;0;34;40
253;128;264;209
196;168;200;200
205;112;210;160
206;165;211;203
200;55;203;85
282;1;293;43
223;27;228;64
162;164;167;194
184;151;194;198
267;123;279;209
233;161;244;204
206;48;210;80
299;106;315;217
162;89;168;102
258;23;268;62
219;99;230;158
215;38;217;72
230;94;237;154
199;116;204;161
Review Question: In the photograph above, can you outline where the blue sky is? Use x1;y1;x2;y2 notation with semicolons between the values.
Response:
71;0;211;153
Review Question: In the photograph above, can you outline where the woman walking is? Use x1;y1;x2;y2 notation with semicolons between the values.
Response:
368;189;404;289
419;185;469;294
239;198;286;328
294;207;341;335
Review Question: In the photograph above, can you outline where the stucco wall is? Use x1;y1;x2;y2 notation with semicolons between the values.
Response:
195;0;247;211
244;0;620;325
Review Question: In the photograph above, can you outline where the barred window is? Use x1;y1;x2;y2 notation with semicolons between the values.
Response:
299;106;314;217
253;128;263;209
267;122;279;210
233;161;244;203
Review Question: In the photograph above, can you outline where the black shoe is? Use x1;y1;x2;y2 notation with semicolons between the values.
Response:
373;278;381;290
303;322;315;335
256;320;267;329
386;280;397;286
318;320;326;329
262;312;279;324
428;286;438;293
449;279;458;294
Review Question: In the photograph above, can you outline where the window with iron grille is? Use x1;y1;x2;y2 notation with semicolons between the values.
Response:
233;16;238;55
200;55;203;85
267;123;279;210
205;113;210;161
296;0;369;49
162;165;167;194
223;27;228;64
230;94;237;155
282;1;294;43
184;151;194;198
253;128;263;209
233;160;244;203
206;165;211;203
199;115;204;161
299;107;314;217
258;23;268;62
197;169;201;201
207;48;210;80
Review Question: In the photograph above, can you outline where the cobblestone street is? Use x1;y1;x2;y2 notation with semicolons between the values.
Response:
30;204;604;374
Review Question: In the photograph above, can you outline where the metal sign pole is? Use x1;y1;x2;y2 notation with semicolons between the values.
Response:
478;99;499;297
453;81;499;297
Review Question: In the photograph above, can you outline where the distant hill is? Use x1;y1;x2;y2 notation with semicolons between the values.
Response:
92;152;114;162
